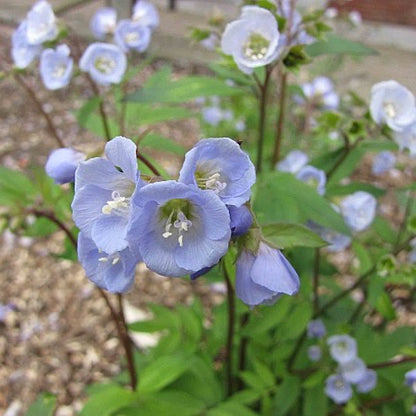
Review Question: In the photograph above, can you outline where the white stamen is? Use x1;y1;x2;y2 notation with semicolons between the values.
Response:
98;257;108;262
102;191;130;215
384;102;396;118
162;209;192;247
178;234;184;247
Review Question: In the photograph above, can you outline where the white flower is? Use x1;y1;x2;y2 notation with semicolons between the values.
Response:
26;0;58;45
221;6;280;74
370;80;416;132
340;191;377;232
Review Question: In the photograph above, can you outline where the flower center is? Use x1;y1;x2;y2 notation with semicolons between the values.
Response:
98;252;121;265
94;55;115;74
383;102;396;119
160;199;193;247
242;32;270;61
102;191;130;216
335;379;346;389
52;63;66;78
125;31;140;45
195;171;227;194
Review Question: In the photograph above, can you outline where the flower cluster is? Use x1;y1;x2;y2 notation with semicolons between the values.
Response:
299;76;339;111
325;334;377;404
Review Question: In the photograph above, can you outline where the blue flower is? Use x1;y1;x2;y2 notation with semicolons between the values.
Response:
77;232;138;293
90;7;117;39
202;106;224;126
370;80;416;132
132;0;159;30
39;44;73;90
307;221;351;252
307;345;322;362
301;76;339;110
296;165;326;195
45;147;85;184
179;137;256;207
276;150;309;174
405;369;416;393
26;0;58;45
356;369;377;393
325;374;352;404
340;191;377;232
339;357;367;383
79;42;127;85
127;180;231;277
11;20;42;68
228;205;253;237
235;242;300;307
72;136;141;254
327;335;357;364
114;19;152;53
394;121;416;157
221;6;281;74
372;151;396;175
307;319;326;339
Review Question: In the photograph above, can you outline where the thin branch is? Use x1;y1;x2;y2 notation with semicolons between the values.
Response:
136;150;162;177
272;70;288;166
313;248;321;315
237;312;249;391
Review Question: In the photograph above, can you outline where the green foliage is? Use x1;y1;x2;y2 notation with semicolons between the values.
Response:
26;393;56;416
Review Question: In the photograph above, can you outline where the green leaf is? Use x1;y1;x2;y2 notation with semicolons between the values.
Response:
376;292;397;320
207;401;259;416
208;62;255;86
127;67;243;104
352;241;373;274
305;34;378;57
76;96;101;127
253;171;349;234
26;393;56;416
303;385;328;416
139;133;187;156
262;223;327;248
0;167;37;206
276;302;313;340
138;354;191;394
274;376;301;416
252;359;276;388
79;385;136;416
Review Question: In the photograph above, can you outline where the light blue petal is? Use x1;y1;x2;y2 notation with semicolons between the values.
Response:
105;136;138;182
91;214;129;254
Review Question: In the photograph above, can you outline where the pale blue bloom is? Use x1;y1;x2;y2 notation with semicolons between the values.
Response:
235;119;246;132
301;76;339;110
307;319;326;339
90;7;117;39
79;42;127;85
276;150;309;174
394;121;416;157
325;374;353;404
296;165;326;195
132;0;159;30
228;205;252;237
200;33;219;51
11;20;42;68
307;345;322;362
339;357;367;384
26;0;58;45
235;241;300;307
39;44;73;90
114;19;152;53
127;180;231;277
72;136;142;255
372;151;396;175
202;106;223;126
221;6;281;74
45;147;85;184
370;80;416;132
308;220;351;252
348;10;362;26
356;369;377;393
327;334;357;364
179;137;256;207
405;369;416;393
77;232;138;293
340;191;377;232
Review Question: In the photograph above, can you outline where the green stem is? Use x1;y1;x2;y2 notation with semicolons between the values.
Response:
223;263;236;397
256;67;272;174
237;312;249;391
272;70;288;166
312;248;321;315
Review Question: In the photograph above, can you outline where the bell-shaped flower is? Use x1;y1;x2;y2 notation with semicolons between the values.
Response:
340;191;377;232
127;180;231;277
276;150;309;174
26;0;58;45
72;136;142;255
114;19;152;53
79;42;127;85
77;232;138;293
307;319;326;339
132;0;159;30
90;7;117;39
405;369;416;393
325;374;352;404
372;151;396;175
221;6;281;74
339;357;367;384
301;76;339;110
235;241;300;307
307;345;322;362
327;334;357;364
394;121;416;157
179;137;256;207
296;165;326;195
39;44;73;90
228;205;253;237
45;147;85;184
370;80;416;132
11;20;42;68
356;369;377;393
